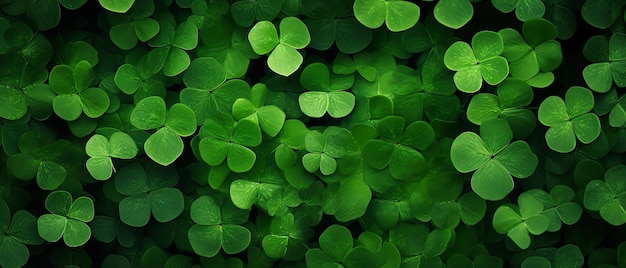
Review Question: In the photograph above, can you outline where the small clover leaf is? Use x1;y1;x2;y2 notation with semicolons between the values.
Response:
37;191;94;247
229;154;286;210
363;116;434;180
0;200;43;268
302;127;352;176
595;88;626;127
538;86;601;153
99;0;135;13
231;0;283;27
444;31;509;93
450;118;538;200
147;21;198;76
434;0;474;29
107;0;159;50
584;165;626;225
389;222;452;265
583;33;626;93
431;192;487;229
114;163;184;227
298;62;356;118
248;17;310;76
306;224;381;267
262;213;313;260
198;113;261;173
353;0;420;32
492;0;545;21
7;131;68;190
232;83;286;137
525;185;583;232
492;193;549;249
188;195;251;258
85;132;138;181
50;60;110;121
130;96;196;165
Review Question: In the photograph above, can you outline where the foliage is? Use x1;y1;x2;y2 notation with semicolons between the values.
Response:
0;0;625;267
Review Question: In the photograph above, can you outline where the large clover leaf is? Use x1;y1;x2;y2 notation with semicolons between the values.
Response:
493;193;549;249
198;113;262;173
538;86;601;153
444;31;509;93
37;191;94;247
582;33;626;93
130;96;196;166
0;200;43;268
248;17;310;76
450;118;538;200
188;195;251;258
353;0;420;32
114;163;184;227
499;19;562;80
362;115;434;180
434;0;474;29
584;165;626;225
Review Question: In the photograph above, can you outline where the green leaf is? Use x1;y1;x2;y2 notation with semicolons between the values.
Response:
119;195;151;227
144;128;184;166
353;0;420;32
165;103;197;137
52;94;82;121
183;57;226;90
450;132;490;173
268;43;303;77
0;236;30;268
190;196;221;226
318;224;353;261
248;21;279;55
37;214;66;242
472;160;513;201
0;86;27;120
99;0;135;13
492;0;545;21
434;0;473;29
299;92;328;118
279;17;310;49
149;188;184;223
130;96;166;130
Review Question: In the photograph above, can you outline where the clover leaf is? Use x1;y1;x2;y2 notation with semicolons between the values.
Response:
37;191;95;247
492;192;549;249
499;19;562;80
130;96;196;166
492;0;545;21
198;113;261;173
306;224;380;267
147;21;198;76
229;154;286;210
0;199;43;268
26;0;87;30
466;78;537;138
262;213;313;260
322;177;372;222
525;185;583;232
582;33;626;93
450;118;538;200
581;0;623;29
538;86;601;153
188;195;251;258
180;57;250;124
444;31;509;93
298;62;355;118
554;244;585;268
353;0;420;32
114;56;166;102
99;0;135;13
248;17;310;76
434;0;474;29
584;165;626;225
232;83;286;137
49;60;110;121
85;132;138;181
389;222;452;266
594;88;626;127
401;15;456;53
363;116;434;180
431;192;487;229
0;54;53;120
305;16;372;54
107;0;159;50
7;130;68;190
231;0;282;27
114;163;184;227
301;127;356;176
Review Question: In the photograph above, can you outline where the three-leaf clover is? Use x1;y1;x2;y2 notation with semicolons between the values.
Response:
450;118;538;200
85;132;138;181
37;191;95;247
130;96;196;166
198;113;262;173
493;192;549;249
492;0;545;21
298;62;355;118
538;86;601;153
353;0;420;32
525;185;583;232
594;88;626;127
363;116;434;180
49;60;111;121
262;213;313;260
0;200;44;268
584;165;626;225
107;0;159;50
114;163;184;227
499;19;562;80
229;154;286;210
305;224;380;267
444;31;509;93
114;55;166;102
389;222;452;266
180;57;251;124
188;195;251;258
248;17;311;76
302;127;353;176
431;192;487;229
582;33;626;93
232;83;286;137
147;21;198;76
